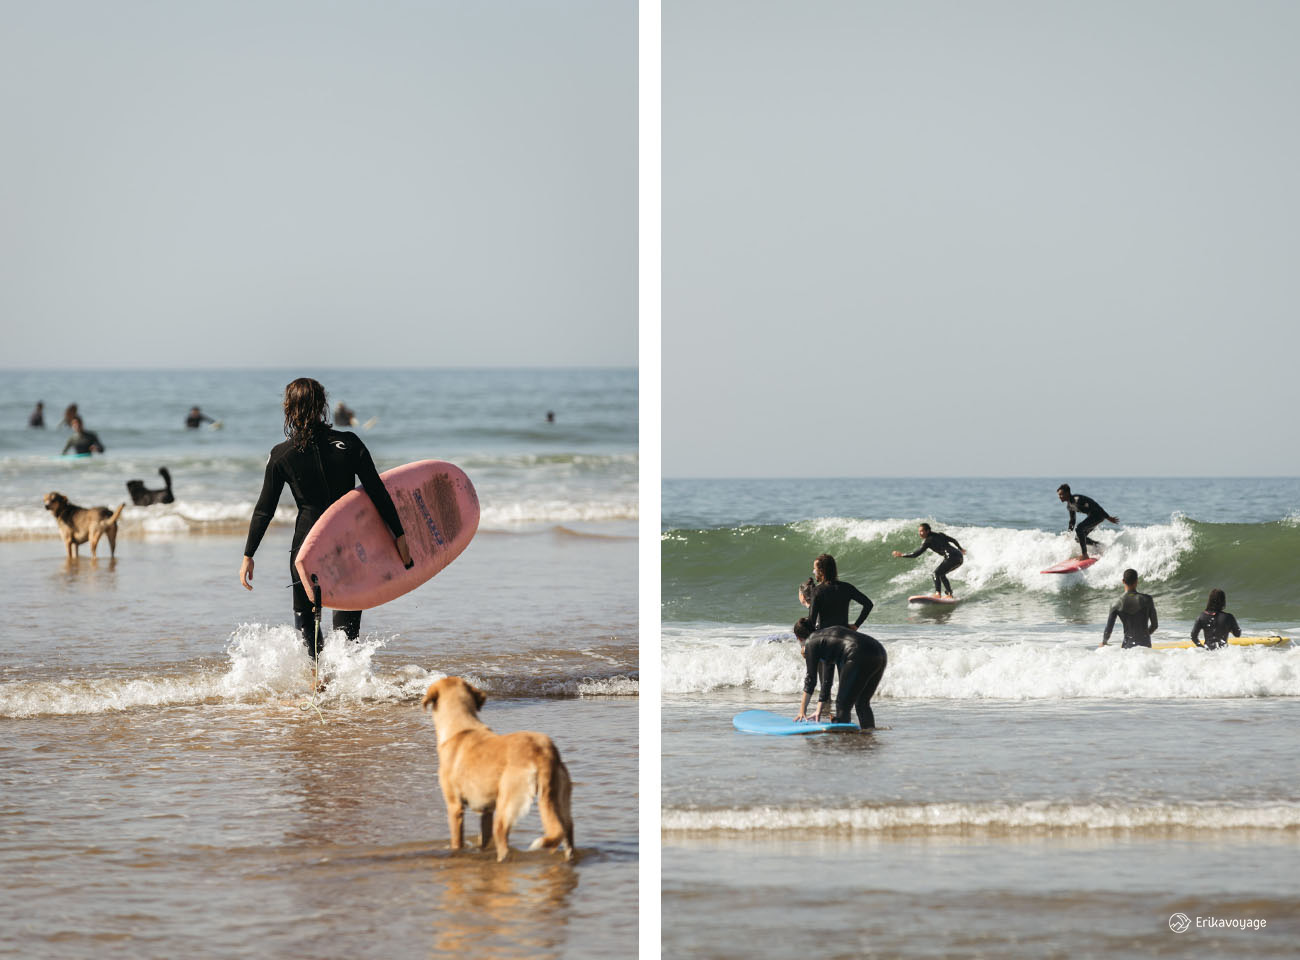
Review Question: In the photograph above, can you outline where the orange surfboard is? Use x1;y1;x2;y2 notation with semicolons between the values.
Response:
295;460;479;610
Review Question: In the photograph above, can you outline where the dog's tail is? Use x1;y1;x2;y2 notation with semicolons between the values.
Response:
529;746;575;860
420;686;437;711
107;503;126;524
159;466;172;489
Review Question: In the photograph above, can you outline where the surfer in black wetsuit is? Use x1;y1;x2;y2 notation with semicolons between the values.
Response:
1057;484;1119;560
892;523;966;598
792;620;887;729
185;406;214;429
61;417;104;455
803;554;874;708
1102;568;1158;648
29;402;44;428
239;378;410;659
1191;588;1241;650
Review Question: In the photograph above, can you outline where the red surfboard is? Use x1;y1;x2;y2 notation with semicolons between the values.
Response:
1041;557;1098;574
908;595;961;605
295;460;479;610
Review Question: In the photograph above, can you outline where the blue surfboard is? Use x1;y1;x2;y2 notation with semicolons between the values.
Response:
733;710;859;735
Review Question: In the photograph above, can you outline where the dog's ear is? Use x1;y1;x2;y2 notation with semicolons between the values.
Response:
469;684;487;710
420;685;438;711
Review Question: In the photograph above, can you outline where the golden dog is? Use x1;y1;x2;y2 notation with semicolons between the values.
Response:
421;676;574;862
43;492;125;559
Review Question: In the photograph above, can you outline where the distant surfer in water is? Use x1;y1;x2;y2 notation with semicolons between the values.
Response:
1102;568;1158;648
892;523;966;598
239;377;410;661
1057;484;1118;560
61;417;104;455
333;402;358;427
29;402;45;428
185;406;214;429
1191;588;1241;650
792;619;887;729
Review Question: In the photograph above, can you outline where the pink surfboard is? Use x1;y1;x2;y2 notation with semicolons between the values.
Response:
294;460;479;610
1041;557;1098;574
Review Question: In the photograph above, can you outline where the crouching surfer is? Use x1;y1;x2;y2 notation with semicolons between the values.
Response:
892;523;966;598
792;620;887;730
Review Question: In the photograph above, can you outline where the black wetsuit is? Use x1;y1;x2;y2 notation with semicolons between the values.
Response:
1064;494;1110;559
1103;590;1158;648
29;408;44;428
62;430;103;455
901;532;964;595
185;412;213;429
802;626;888;729
806;579;874;705
1191;610;1241;650
244;425;404;657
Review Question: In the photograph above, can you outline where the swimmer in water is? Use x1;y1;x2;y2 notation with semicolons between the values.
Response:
60;417;104;455
1191;588;1241;650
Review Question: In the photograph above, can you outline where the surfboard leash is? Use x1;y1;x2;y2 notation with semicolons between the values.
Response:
300;574;327;725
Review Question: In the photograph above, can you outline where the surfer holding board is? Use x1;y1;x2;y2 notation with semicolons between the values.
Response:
238;378;411;659
892;523;966;601
1057;484;1118;560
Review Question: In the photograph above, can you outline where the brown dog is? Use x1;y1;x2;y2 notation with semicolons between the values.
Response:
421;676;574;862
43;492;125;559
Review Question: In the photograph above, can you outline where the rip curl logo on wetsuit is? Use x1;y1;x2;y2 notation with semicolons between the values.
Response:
331;440;347;450
412;489;446;547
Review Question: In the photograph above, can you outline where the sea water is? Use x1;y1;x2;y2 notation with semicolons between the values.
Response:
663;477;1300;959
0;368;637;959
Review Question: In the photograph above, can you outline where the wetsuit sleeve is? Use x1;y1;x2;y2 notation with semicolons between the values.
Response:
1066;501;1077;530
848;584;874;628
89;431;104;452
1228;613;1241;638
806;591;824;631
243;455;285;557
354;441;405;539
943;532;963;551
60;436;73;455
900;543;927;559
1103;601;1119;642
1190;613;1206;646
1145;596;1158;634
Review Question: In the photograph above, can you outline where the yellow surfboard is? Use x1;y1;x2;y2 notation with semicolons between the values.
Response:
1152;635;1291;650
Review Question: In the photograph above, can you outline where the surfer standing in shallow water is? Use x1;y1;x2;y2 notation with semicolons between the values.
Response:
793;619;887;729
1102;568;1159;648
892;523;966;598
239;378;410;660
1057;484;1119;560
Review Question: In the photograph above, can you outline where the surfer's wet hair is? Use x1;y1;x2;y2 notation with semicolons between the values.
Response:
792;617;813;641
813;554;838;582
798;577;816;603
919;523;932;534
283;378;331;452
1206;588;1226;613
1057;484;1071;495
1122;568;1138;586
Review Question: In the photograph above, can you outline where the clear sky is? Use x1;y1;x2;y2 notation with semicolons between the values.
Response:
0;0;635;368
664;1;1300;477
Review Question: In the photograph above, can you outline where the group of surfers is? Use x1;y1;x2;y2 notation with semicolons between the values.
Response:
793;485;1246;731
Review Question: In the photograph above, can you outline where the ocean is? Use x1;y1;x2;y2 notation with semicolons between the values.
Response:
662;477;1300;959
0;367;637;959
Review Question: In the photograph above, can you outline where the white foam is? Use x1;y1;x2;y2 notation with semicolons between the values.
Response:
661;627;1300;699
661;801;1300;833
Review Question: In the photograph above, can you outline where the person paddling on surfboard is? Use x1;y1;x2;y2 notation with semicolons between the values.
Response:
892;523;966;598
792;619;887;729
1191;588;1242;650
1057;484;1118;560
239;377;411;661
1102;568;1158;648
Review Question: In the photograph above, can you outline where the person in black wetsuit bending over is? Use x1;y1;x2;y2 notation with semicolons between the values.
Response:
1057;484;1119;560
1191;588;1241;650
892;523;966;598
792;619;887;729
239;378;410;659
1102;568;1158;648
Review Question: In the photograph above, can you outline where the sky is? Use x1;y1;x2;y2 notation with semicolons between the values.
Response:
664;0;1300;477
0;0;636;368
